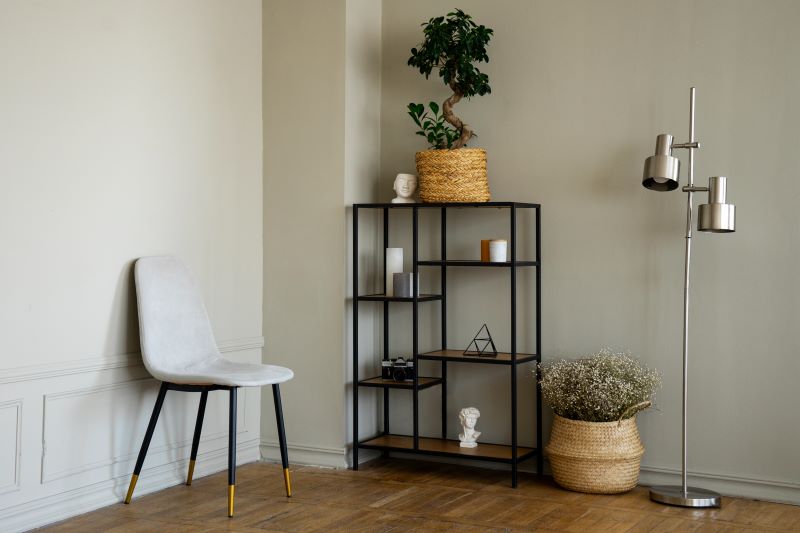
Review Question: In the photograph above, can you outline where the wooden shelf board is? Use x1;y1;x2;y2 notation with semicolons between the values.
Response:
358;376;443;389
359;434;537;462
356;293;442;302
418;349;538;365
417;260;538;267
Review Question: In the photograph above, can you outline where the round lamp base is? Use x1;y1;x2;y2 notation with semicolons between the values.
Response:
649;485;721;508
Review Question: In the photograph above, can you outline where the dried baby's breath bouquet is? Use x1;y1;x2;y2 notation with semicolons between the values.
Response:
538;349;661;422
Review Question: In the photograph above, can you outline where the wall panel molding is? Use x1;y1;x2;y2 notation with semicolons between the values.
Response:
40;381;249;484
0;336;264;385
0;336;263;532
0;399;23;495
1;439;260;533
0;353;139;386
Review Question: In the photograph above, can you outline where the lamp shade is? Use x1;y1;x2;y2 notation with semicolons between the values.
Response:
698;176;735;232
643;134;680;191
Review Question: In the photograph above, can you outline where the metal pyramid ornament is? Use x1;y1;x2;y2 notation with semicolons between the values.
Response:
463;323;498;357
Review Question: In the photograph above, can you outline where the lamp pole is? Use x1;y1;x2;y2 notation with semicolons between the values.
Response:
647;87;725;508
681;87;696;496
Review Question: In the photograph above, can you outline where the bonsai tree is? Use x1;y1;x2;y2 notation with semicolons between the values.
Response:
407;9;493;149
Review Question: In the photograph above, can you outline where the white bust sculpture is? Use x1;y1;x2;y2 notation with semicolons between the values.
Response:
458;407;481;448
391;173;418;203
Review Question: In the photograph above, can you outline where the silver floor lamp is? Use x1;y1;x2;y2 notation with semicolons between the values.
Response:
642;87;735;508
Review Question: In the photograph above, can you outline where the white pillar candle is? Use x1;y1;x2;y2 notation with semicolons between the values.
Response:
385;248;403;296
489;239;507;262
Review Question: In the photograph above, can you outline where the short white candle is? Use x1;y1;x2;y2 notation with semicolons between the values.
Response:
489;240;507;262
385;248;403;296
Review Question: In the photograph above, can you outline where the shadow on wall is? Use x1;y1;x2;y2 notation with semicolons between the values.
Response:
104;259;142;359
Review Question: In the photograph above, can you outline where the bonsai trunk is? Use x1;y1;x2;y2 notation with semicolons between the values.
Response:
442;85;473;149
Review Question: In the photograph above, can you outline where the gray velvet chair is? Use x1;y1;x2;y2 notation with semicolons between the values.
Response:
124;256;293;517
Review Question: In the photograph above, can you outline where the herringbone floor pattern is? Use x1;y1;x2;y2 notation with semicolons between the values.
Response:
39;459;800;532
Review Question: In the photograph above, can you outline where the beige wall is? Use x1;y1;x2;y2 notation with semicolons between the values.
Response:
345;0;384;456
0;1;264;527
262;0;348;465
0;0;263;365
380;0;800;502
261;0;383;467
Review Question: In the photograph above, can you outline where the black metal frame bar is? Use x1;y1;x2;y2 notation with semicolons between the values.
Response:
359;377;443;390
417;259;539;267
382;208;390;449
412;206;420;450
535;205;544;476
511;205;518;487
440;207;447;440
356;294;442;302
417;352;537;365
352;206;359;469
351;202;542;487
353;201;540;209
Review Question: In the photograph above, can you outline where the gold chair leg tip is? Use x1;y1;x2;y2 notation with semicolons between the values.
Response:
283;468;292;497
124;474;138;504
227;485;235;517
186;459;196;486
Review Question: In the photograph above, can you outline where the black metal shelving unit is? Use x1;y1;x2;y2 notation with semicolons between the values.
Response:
351;201;542;487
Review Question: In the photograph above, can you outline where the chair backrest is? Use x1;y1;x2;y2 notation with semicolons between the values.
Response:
134;256;220;377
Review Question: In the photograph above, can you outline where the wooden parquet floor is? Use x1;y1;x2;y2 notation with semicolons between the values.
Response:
39;459;800;532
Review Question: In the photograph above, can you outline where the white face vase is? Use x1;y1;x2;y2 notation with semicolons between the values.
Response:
391;173;418;203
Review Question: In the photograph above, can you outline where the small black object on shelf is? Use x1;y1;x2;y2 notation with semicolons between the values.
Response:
463;324;498;357
382;357;415;382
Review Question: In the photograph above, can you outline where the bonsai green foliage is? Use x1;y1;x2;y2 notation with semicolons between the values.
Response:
407;9;493;149
538;349;661;422
407;102;461;149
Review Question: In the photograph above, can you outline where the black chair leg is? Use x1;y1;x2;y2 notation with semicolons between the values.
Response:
186;391;208;485
125;382;168;504
273;384;291;497
227;387;237;517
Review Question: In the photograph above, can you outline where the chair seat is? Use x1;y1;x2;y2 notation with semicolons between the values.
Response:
150;356;294;387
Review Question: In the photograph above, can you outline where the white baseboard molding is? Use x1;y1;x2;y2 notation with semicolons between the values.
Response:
1;440;260;533
260;441;347;469
639;465;800;506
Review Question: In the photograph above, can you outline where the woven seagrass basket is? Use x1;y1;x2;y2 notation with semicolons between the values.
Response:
415;148;490;203
545;414;645;494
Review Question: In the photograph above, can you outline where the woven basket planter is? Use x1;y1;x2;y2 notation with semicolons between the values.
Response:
415;148;490;203
545;415;645;494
